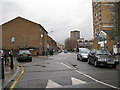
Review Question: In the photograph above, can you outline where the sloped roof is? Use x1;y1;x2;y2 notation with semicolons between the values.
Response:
2;16;48;33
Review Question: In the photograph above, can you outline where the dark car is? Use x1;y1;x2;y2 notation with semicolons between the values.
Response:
17;50;32;62
87;50;119;68
77;48;90;61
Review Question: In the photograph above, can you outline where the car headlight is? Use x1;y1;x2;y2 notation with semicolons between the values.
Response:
98;59;106;61
114;59;119;62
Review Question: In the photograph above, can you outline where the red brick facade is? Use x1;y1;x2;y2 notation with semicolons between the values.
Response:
1;17;50;55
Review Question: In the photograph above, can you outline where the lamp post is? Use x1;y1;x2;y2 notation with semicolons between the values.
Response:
23;35;26;49
41;30;53;56
47;31;53;55
41;32;44;56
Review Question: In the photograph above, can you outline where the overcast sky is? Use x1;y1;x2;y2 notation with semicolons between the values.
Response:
0;0;93;44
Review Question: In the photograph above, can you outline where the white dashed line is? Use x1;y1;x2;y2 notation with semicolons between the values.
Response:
61;63;71;69
76;70;119;89
76;70;83;74
60;62;119;89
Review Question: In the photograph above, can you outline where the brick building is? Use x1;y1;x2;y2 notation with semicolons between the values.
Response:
78;38;93;49
70;30;80;40
92;1;120;52
1;16;50;56
47;36;59;52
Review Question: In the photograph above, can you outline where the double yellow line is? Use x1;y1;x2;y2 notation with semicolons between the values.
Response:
10;64;24;90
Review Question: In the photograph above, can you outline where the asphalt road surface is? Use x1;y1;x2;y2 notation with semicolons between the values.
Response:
5;52;120;89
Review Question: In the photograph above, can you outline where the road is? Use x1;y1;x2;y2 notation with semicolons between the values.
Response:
5;52;120;89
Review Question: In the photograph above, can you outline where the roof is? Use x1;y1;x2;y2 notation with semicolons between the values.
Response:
2;16;48;33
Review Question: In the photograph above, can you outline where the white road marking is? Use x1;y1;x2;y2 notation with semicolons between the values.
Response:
76;70;83;74
76;70;119;89
61;63;71;69
71;77;86;85
46;80;61;88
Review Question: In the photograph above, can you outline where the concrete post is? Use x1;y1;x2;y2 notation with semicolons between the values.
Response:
0;57;4;79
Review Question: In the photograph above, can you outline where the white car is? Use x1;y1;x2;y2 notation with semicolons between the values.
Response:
0;50;4;57
77;48;90;61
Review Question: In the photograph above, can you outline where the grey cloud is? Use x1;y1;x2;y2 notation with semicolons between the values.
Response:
1;0;93;44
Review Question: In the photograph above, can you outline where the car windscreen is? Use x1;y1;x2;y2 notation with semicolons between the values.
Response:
80;49;90;53
96;50;111;55
19;50;30;54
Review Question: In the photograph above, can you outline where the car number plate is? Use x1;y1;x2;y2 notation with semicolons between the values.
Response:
23;55;28;56
107;62;114;64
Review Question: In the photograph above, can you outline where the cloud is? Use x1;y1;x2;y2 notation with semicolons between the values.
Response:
1;0;93;44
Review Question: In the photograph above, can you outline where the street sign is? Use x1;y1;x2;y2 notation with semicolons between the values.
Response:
47;44;50;50
97;35;102;40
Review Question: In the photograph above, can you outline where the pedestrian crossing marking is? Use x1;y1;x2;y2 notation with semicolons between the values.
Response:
71;77;86;85
46;80;62;88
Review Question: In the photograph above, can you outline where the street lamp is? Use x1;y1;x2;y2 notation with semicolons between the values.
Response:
40;30;54;56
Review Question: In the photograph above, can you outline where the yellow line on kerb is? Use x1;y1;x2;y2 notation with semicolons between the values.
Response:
10;64;24;90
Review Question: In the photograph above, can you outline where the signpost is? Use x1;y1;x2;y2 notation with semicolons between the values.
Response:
97;35;102;50
97;31;107;50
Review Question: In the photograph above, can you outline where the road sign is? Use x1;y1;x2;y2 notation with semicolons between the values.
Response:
47;44;50;50
97;35;102;40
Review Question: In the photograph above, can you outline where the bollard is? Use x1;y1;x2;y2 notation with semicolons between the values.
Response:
1;57;5;79
4;54;7;65
10;54;13;69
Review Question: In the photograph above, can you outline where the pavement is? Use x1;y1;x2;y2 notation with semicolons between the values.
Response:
0;60;19;90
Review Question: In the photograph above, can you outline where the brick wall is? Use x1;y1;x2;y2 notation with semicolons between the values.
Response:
2;17;48;56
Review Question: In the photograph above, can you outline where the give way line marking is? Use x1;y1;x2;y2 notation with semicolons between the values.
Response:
76;70;119;89
46;77;86;88
61;62;119;89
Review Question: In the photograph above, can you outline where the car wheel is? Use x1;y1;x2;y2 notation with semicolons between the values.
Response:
94;60;98;67
29;59;32;62
17;59;19;62
113;65;116;69
79;56;82;61
87;58;91;64
77;56;79;60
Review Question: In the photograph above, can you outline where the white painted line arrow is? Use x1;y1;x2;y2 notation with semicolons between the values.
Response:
46;80;62;88
71;77;86;85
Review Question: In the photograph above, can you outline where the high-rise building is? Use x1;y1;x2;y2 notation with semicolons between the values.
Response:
92;2;115;38
70;30;80;40
92;1;120;52
114;2;120;35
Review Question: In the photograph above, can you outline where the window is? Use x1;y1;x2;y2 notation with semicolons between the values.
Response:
11;37;15;43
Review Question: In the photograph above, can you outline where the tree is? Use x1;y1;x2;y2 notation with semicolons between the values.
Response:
64;38;77;51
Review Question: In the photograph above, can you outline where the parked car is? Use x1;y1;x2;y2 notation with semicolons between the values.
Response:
77;48;90;61
88;50;119;68
17;50;32;62
58;49;62;53
64;50;68;53
0;50;4;57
